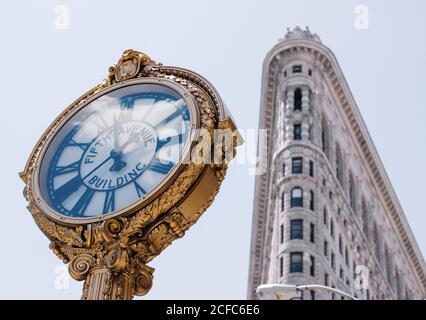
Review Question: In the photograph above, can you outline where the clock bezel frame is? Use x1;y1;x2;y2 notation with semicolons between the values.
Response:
30;77;201;225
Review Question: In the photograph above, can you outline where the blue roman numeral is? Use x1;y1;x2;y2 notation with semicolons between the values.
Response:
134;181;146;198
53;176;82;204
92;113;108;134
148;159;174;175
154;107;186;129
71;188;95;216
103;190;115;214
68;139;90;151
120;96;135;108
54;161;80;176
156;133;184;151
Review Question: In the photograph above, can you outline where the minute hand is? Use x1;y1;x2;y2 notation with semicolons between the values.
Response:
81;156;112;181
117;130;141;152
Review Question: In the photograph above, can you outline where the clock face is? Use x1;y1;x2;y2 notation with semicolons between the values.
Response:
38;82;193;219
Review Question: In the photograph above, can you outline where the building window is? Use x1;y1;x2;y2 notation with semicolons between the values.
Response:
324;273;329;286
349;172;357;214
292;157;303;174
345;247;349;266
395;269;402;299
324;240;329;257
293;124;302;140
290;219;303;240
290;252;303;273
361;198;369;239
330;219;335;238
282;163;286;177
281;192;285;211
373;224;381;263
292;65;302;73
309;190;315;211
308;69;312;76
284;70;287;77
280;224;284;244
310;290;315;300
384;246;392;284
331;252;335;270
405;289;411;300
310;255;315;277
310;223;315;243
339;235;343;255
294;88;302;111
321;116;330;158
309;160;314;177
335;144;344;188
339;267;344;280
279;256;284;277
291;187;303;207
323;207;328;225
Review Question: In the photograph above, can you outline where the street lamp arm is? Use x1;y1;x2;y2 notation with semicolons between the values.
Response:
296;284;358;300
256;283;358;300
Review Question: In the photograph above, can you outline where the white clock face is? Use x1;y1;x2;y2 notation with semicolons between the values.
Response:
38;82;192;219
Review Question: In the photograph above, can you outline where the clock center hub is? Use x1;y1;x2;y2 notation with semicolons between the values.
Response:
79;121;158;191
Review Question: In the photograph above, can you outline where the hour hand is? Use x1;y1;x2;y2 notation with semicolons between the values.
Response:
113;116;120;149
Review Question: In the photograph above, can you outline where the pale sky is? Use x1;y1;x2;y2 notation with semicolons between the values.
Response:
0;0;425;299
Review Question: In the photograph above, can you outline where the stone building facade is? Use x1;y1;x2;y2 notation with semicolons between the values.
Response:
247;27;426;300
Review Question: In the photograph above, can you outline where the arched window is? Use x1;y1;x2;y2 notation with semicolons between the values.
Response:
321;115;330;159
361;198;369;239
281;191;285;211
373;223;381;263
291;187;303;208
335;143;344;188
294;88;302;111
349;172;357;214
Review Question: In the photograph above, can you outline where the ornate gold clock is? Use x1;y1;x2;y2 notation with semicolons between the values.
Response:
20;50;242;300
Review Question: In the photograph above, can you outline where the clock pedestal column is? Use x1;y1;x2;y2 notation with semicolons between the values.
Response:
82;268;134;300
67;242;154;300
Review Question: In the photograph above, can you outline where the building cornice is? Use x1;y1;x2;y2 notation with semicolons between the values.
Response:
248;32;426;298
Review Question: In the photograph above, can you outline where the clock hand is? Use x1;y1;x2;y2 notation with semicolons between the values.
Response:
81;155;113;181
109;129;142;172
108;129;141;172
113;116;120;150
117;129;141;152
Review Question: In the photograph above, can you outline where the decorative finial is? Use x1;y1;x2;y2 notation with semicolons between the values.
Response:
108;49;158;84
281;26;322;43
